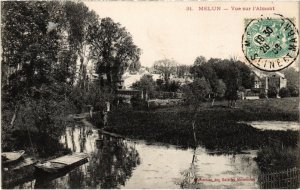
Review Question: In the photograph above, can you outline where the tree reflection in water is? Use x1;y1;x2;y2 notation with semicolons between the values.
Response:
179;147;199;189
177;148;259;189
86;134;140;188
179;124;199;189
34;128;140;189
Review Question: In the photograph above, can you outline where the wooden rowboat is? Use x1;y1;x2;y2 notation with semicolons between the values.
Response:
35;153;88;173
2;150;25;165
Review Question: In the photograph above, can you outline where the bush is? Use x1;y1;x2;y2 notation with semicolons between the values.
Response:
69;84;114;113
279;87;291;98
69;87;85;113
287;85;299;97
256;146;299;172
267;86;278;98
259;91;267;99
2;96;75;156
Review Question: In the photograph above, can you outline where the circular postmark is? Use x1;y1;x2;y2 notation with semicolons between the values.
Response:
242;14;299;72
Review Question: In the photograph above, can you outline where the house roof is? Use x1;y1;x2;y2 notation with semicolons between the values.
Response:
270;72;285;78
252;70;267;78
252;70;285;78
122;69;151;89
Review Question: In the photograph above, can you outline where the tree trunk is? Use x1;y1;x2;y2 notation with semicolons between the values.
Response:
211;98;215;107
106;69;112;87
192;120;197;144
10;104;19;128
191;106;199;146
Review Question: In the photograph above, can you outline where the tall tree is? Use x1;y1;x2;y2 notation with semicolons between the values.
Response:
87;17;141;90
224;62;240;107
191;58;221;106
182;77;211;108
1;1;79;154
181;77;211;144
63;2;99;90
1;1;65;126
235;61;252;89
194;56;206;66
177;65;191;78
131;75;156;97
153;59;177;84
128;60;141;72
283;67;299;88
208;58;252;91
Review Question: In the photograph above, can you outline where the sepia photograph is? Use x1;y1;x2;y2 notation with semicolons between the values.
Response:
1;1;300;189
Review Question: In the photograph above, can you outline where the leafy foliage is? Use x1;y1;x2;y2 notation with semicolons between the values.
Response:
63;1;99;89
87;17;141;89
166;81;181;92
131;75;156;96
283;67;299;89
128;60;141;72
176;65;191;78
287;85;299;97
153;59;177;83
279;87;291;98
259;91;267;99
215;79;227;98
267;86;278;98
181;78;211;107
1;1;139;156
2;1;63;104
191;57;251;102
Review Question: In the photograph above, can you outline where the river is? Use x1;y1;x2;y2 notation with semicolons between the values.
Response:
12;119;261;189
242;121;300;131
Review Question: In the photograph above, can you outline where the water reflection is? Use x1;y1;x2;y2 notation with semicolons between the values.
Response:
177;148;259;189
85;134;140;188
242;121;300;131
33;124;140;189
11;122;260;189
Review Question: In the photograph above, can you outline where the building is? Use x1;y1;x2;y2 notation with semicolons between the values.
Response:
251;70;287;93
251;70;268;93
268;72;287;91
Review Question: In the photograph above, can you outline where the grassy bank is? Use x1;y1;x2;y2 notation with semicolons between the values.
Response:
157;97;299;121
95;98;299;172
103;107;298;151
95;98;299;149
255;146;300;172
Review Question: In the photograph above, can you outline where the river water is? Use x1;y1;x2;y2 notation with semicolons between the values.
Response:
243;121;300;131
12;119;262;189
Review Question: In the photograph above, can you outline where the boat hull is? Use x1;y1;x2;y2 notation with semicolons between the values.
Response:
2;150;25;165
35;153;88;174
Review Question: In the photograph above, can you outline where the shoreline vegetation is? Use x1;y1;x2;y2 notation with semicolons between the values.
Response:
89;97;299;172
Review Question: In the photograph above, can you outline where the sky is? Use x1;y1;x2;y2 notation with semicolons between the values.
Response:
85;1;299;68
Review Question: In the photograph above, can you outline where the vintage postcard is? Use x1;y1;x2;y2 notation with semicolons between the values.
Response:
1;1;299;189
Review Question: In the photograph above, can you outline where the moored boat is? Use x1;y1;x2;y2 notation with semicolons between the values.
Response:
35;153;88;173
2;150;25;165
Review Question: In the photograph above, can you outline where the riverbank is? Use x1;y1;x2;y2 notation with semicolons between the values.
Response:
105;109;298;151
95;98;299;173
156;97;299;121
99;98;299;151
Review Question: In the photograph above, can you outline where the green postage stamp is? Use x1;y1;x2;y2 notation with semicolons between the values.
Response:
242;14;299;71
